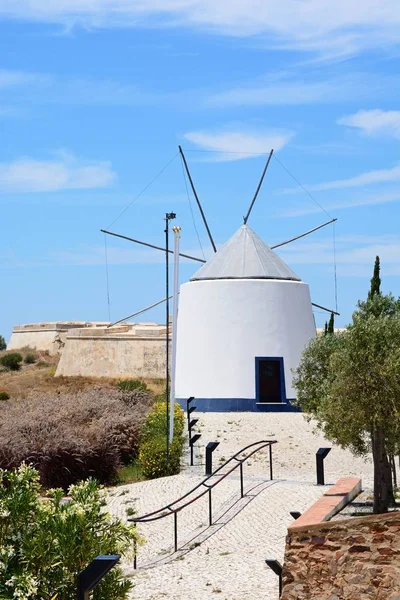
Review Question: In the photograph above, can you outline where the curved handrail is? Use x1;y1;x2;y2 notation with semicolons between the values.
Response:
130;439;277;524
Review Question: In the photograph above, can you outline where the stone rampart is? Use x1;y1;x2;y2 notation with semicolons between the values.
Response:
7;322;99;354
55;324;169;379
281;511;400;599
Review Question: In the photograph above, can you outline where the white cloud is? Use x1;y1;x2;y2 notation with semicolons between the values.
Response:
338;109;400;139
1;1;400;57
183;129;293;161
0;153;116;193
281;164;400;195
281;190;400;217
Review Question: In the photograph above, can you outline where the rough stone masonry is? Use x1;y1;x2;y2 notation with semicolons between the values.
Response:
281;511;400;599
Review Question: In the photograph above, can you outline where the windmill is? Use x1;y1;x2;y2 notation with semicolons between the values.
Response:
102;147;338;412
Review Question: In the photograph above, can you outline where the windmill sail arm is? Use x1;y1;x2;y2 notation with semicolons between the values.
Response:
179;146;217;253
107;296;175;328
271;218;337;250
312;302;339;316
243;149;274;225
101;229;206;264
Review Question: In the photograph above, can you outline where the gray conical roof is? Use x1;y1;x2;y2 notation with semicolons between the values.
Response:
191;224;301;282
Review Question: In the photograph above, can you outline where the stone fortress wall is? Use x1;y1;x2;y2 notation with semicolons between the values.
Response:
7;322;339;381
7;321;169;379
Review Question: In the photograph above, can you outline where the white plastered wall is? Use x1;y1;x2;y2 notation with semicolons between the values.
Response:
175;279;315;400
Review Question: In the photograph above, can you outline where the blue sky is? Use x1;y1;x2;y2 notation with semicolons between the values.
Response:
1;1;400;340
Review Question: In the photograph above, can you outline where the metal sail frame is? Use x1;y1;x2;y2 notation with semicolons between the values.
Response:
103;147;339;320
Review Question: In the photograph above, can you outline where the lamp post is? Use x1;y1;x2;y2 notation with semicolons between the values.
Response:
169;225;181;443
165;212;176;459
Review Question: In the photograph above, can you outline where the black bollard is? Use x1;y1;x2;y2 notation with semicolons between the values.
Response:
205;441;220;475
316;447;331;485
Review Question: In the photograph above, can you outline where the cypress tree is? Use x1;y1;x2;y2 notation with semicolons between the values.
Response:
324;322;328;336
328;313;334;334
368;256;381;299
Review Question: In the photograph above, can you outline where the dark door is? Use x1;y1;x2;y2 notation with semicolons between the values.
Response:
257;359;282;403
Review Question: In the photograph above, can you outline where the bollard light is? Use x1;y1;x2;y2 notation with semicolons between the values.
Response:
205;441;220;475
189;433;201;466
265;558;283;597
316;447;331;485
77;555;120;600
190;433;201;446
290;511;302;520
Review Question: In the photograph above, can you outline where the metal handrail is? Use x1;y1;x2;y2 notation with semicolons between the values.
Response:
130;439;277;567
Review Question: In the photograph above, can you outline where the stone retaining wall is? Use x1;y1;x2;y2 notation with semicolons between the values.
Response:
281;511;400;599
55;328;169;379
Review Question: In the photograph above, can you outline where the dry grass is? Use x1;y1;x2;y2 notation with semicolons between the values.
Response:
0;351;165;399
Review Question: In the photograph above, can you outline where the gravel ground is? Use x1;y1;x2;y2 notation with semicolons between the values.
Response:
105;412;375;600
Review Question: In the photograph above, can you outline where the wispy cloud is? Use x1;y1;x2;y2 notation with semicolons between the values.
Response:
0;243;208;269
280;190;400;217
278;234;400;276
0;68;195;108
0;69;46;89
183;129;293;161
281;164;400;195
1;67;398;111
1;1;400;58
205;71;400;108
338;109;400;139
207;75;367;107
0;152;116;193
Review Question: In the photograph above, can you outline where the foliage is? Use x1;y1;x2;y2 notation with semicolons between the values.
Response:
0;353;23;371
139;402;185;479
368;255;381;299
0;464;139;600
0;387;154;489
118;379;148;392
294;263;400;513
0;391;10;401
24;353;37;364
327;312;334;334
0;335;6;351
116;461;145;485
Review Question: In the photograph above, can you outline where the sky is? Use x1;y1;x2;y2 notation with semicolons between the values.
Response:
1;1;400;340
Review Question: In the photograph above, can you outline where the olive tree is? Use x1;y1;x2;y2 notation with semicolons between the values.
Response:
294;299;400;514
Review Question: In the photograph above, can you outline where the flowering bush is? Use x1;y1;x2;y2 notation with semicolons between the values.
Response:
139;402;185;479
0;464;140;600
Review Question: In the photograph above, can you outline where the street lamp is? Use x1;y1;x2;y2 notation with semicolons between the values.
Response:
165;212;176;458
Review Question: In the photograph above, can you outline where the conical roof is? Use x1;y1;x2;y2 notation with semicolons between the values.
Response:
190;224;301;282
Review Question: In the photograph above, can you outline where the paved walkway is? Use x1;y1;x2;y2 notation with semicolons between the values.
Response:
105;412;374;600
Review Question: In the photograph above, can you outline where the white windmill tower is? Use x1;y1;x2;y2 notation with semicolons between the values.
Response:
174;223;316;411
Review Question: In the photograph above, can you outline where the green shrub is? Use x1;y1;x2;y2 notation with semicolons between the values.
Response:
24;352;37;364
0;391;10;401
0;352;23;371
0;334;6;351
139;402;185;479
0;388;154;489
118;379;148;392
0;464;139;600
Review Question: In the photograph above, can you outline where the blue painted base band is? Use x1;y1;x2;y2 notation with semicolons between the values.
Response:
176;397;300;412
